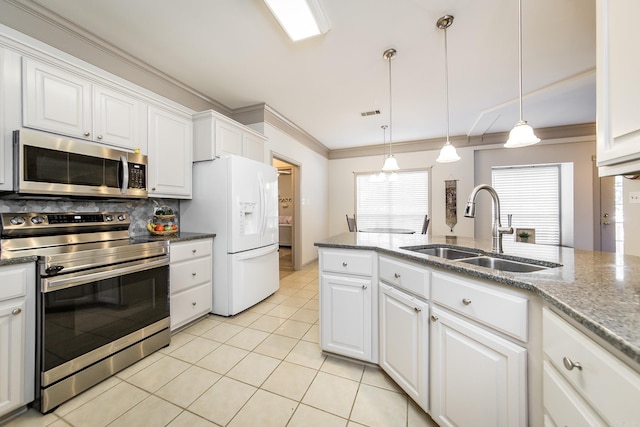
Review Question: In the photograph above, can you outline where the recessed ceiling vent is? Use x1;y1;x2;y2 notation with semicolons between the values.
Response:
360;110;381;117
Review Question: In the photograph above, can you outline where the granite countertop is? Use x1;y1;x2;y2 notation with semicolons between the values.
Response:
130;231;215;244
315;232;640;369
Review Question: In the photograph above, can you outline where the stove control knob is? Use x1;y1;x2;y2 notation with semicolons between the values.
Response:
9;216;26;225
105;215;114;222
45;265;64;275
117;214;126;221
31;216;45;225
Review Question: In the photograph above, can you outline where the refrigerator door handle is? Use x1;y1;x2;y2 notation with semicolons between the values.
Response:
234;244;277;261
259;174;267;237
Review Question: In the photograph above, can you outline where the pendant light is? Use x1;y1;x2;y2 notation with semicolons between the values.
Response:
504;0;540;148
436;15;461;163
382;48;400;171
371;125;388;182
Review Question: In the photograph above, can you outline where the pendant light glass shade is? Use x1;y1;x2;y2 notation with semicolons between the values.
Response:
383;48;400;171
505;120;540;147
435;15;460;164
437;141;461;163
505;0;540;148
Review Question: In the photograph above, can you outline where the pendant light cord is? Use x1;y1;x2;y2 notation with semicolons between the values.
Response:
518;0;523;122
444;25;450;143
388;54;393;156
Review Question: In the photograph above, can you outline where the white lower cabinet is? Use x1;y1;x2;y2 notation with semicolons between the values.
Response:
0;263;35;418
542;308;640;426
379;282;429;411
430;306;527;427
170;239;212;330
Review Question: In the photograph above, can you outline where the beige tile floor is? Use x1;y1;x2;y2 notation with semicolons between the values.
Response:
5;261;438;427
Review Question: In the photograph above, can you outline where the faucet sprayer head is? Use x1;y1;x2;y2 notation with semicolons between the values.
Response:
464;201;476;218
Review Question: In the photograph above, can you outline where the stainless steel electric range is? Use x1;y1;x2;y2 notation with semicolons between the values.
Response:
0;212;170;413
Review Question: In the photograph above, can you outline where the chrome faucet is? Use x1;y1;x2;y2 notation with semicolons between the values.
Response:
464;184;513;253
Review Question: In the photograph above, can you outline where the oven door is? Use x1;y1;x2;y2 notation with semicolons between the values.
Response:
39;255;169;387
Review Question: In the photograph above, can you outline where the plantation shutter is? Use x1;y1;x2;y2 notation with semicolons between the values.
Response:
356;170;429;232
492;165;561;245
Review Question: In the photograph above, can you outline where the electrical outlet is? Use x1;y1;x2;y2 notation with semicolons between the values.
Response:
630;192;640;203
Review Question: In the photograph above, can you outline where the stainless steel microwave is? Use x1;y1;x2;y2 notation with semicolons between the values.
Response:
13;129;147;198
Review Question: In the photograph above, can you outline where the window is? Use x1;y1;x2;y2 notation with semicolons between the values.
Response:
492;164;561;245
356;170;429;232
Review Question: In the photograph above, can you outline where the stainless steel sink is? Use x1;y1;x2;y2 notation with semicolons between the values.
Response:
402;246;481;260
459;256;549;273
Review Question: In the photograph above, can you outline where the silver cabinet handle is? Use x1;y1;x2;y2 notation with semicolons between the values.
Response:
84;131;90;137
12;308;22;315
192;302;197;306
192;272;197;276
192;249;197;253
394;273;401;279
462;298;472;305
362;285;367;289
342;261;348;267
414;307;422;312
562;356;582;371
97;135;103;139
151;187;156;191
430;314;438;322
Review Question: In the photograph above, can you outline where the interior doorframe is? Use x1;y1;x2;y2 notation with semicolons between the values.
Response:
271;152;302;271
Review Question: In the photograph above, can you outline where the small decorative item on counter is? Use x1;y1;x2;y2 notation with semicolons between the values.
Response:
148;205;178;235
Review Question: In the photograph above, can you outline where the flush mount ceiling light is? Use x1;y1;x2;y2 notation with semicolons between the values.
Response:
435;15;461;164
504;0;540;148
263;0;330;42
382;48;400;171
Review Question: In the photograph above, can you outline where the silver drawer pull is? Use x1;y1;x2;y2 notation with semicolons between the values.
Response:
462;298;472;305
83;131;90;137
414;307;422;312
342;262;348;267
192;272;197;276
362;285;367;289
12;308;22;315
394;273;401;279
430;315;438;322
562;356;582;371
192;249;197;253
192;302;197;306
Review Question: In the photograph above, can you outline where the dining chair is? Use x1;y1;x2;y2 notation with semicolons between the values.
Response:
421;215;430;234
346;214;357;232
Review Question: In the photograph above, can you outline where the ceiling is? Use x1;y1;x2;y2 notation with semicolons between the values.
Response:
13;0;596;151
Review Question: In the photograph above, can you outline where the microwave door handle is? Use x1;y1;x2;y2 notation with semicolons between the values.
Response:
120;155;129;194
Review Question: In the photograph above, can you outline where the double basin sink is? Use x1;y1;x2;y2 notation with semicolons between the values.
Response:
401;245;561;273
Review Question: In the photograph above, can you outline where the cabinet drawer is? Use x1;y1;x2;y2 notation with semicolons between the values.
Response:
543;308;640;425
171;257;212;294
170;239;212;263
321;249;374;277
379;256;430;299
171;282;212;330
0;264;29;302
432;271;528;341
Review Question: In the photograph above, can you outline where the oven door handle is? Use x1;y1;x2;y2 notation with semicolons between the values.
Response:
42;256;168;293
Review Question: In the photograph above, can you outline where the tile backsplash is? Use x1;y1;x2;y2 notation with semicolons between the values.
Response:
0;197;180;237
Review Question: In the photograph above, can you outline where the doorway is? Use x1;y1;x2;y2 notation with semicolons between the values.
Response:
598;175;624;253
273;157;298;277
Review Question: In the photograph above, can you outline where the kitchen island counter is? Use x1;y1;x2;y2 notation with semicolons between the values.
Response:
315;232;640;369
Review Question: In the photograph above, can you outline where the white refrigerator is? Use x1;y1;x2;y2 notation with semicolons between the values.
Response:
181;154;279;316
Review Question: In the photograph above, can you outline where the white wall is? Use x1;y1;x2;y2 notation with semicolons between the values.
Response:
623;178;640;256
328;146;476;238
475;139;596;250
250;123;329;267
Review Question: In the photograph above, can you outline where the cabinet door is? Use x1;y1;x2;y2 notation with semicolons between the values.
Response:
215;120;242;156
148;106;192;198
23;58;92;139
379;283;428;411
430;306;527;427
0;300;26;416
94;86;147;153
596;0;640;173
320;273;372;362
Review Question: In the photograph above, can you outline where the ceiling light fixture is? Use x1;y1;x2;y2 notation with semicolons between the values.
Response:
263;0;330;42
504;0;540;148
435;15;461;164
382;48;400;171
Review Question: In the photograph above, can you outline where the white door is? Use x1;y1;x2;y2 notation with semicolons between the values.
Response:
379;283;429;411
227;155;278;253
430;306;527;427
320;273;372;362
599;176;617;252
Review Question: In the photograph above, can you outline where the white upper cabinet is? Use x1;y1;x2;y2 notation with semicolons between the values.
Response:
148;106;192;198
596;0;640;176
22;58;147;154
0;47;21;192
193;110;266;163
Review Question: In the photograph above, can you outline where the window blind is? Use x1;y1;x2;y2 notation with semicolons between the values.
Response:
492;165;560;245
356;170;429;232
